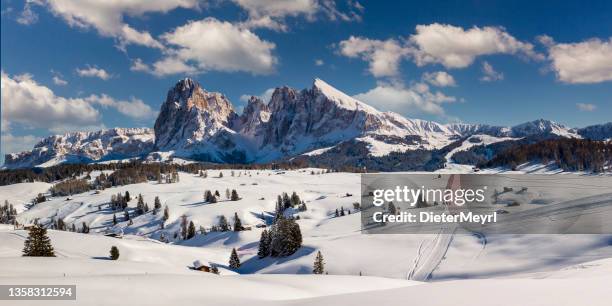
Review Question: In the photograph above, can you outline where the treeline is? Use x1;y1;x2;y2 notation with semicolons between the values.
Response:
483;138;612;172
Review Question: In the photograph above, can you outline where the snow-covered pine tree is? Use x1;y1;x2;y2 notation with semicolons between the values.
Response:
313;251;324;274
112;214;117;225
269;218;302;257
225;188;231;200
218;215;229;232
180;215;188;240
257;229;270;258
124;210;130;221
233;212;243;232
136;194;145;215
110;246;119;260
229;248;240;269
22;225;55;257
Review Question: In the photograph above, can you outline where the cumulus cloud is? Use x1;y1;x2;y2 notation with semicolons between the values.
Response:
35;0;201;49
85;94;156;119
422;71;456;87
576;103;597;112
315;59;324;66
539;35;612;84
76;66;112;80
410;23;543;68
138;18;277;76
354;82;456;116
235;0;363;31
480;61;504;82
1;71;100;131
338;36;410;78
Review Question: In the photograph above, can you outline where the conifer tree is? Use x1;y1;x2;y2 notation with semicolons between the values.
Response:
218;215;229;231
22;225;55;257
231;189;240;201
154;196;162;211
257;229;270;258
124;210;130;221
233;212;243;231
313;251;324;274
110;246;119;260
187;221;196;239
124;191;131;202
180;215;188;240
112;214;117;225
225;188;231;200
163;205;169;221
229;248;240;269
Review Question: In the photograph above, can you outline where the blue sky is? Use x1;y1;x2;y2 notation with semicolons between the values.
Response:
1;0;611;161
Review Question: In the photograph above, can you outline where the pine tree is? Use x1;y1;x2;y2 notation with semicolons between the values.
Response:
124;210;130;221
163;205;169;221
257;229;270;258
219;172;223;178
334;209;339;217
269;218;302;257
81;222;89;234
187;221;196;239
180;215;188;240
112;214;117;225
124;191;131;202
218;215;229;231
290;192;301;207
229;248;240;269
154;196;162;214
233;212;243;231
225;188;231;200
110;246;119;260
231;189;240;201
313;251;324;274
22;225;55;257
340;206;345;216
136;194;145;215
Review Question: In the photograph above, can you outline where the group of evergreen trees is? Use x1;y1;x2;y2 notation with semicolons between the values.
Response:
257;215;302;258
484;138;611;172
50;179;92;197
204;189;241;203
0;200;17;224
334;206;351;217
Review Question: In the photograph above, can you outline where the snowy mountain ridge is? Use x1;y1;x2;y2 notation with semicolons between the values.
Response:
3;78;607;169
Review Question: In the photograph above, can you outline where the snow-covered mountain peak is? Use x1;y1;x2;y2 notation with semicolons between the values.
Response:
312;78;378;113
511;119;579;137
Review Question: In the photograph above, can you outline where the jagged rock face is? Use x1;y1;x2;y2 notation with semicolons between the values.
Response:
3;128;154;169
5;77;604;169
154;78;238;153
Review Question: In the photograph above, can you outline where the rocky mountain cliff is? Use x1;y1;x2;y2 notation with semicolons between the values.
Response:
4;128;154;169
3;78;610;169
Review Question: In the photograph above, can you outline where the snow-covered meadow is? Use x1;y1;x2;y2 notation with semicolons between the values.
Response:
1;169;611;305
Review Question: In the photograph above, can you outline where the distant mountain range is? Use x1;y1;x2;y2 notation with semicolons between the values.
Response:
4;78;611;169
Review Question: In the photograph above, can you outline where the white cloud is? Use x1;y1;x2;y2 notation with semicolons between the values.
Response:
422;71;456;87
410;23;543;68
338;36;410;78
1;133;39;155
51;73;68;86
576;103;597;112
37;0;201;49
480;61;504;82
85;94;156;119
315;59;324;66
240;88;275;103
76;66;112;80
16;0;40;25
354;82;456;116
1;71;100;131
235;0;363;31
141;18;277;76
540;36;612;84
